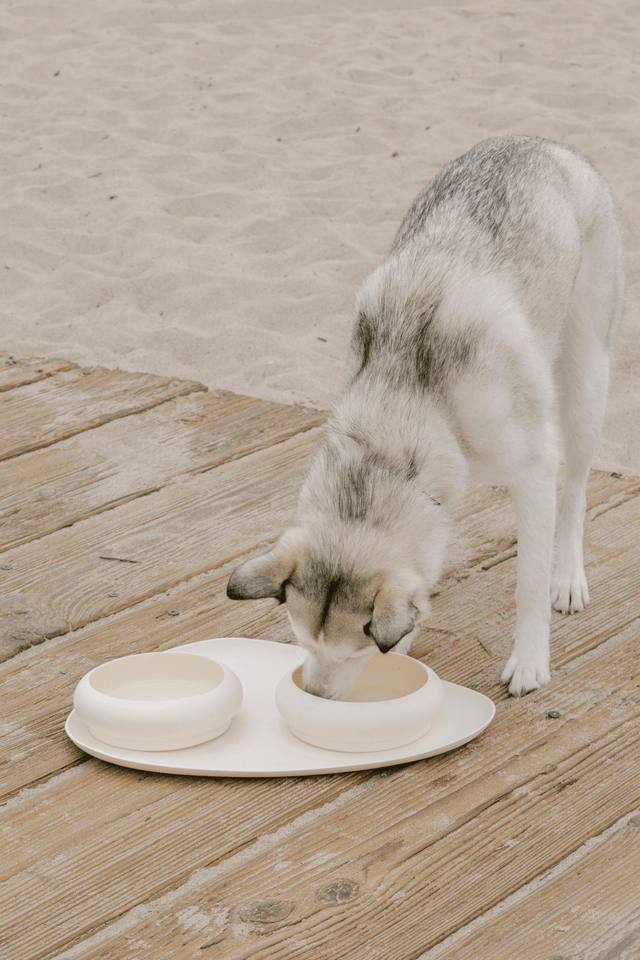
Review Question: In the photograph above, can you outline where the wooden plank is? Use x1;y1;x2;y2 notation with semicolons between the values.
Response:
54;655;640;960
0;354;76;392
582;910;640;960
0;766;368;960
3;490;640;795
0;363;207;461
0;390;325;553
432;814;640;960
0;559;291;799
0;494;639;955
0;428;321;661
443;467;640;591
3;618;639;960
0;593;69;664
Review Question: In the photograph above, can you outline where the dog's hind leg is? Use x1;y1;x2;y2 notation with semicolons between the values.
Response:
552;217;624;614
552;348;610;614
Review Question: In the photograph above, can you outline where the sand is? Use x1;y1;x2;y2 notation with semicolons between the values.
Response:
0;0;638;472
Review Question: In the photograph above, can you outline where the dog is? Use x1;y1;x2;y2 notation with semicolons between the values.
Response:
227;135;624;699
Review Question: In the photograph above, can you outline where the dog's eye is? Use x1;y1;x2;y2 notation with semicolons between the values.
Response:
363;621;372;636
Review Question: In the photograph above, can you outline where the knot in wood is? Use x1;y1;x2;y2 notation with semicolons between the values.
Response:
238;900;295;924
316;880;360;905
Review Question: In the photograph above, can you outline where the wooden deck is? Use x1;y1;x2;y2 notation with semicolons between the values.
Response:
2;353;640;960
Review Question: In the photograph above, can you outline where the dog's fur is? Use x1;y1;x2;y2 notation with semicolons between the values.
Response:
227;135;624;699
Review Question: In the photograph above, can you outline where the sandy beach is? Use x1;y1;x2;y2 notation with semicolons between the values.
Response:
0;0;638;472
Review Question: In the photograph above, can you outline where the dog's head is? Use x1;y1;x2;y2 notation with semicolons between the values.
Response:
227;526;435;700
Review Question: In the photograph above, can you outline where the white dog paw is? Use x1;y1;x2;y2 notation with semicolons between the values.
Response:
501;655;550;697
551;571;590;615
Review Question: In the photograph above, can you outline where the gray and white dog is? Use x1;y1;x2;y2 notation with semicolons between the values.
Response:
228;135;624;699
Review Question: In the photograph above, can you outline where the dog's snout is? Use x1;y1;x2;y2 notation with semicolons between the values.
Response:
303;682;336;700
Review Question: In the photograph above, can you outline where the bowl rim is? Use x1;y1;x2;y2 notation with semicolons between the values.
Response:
284;655;436;707
275;655;445;752
73;652;243;729
276;656;444;724
86;651;226;703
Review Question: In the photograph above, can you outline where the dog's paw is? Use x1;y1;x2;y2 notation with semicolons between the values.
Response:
501;655;550;697
551;569;590;615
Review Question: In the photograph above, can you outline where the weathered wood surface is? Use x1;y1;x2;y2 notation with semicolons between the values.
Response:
4;616;640;959
0;423;634;663
0;389;324;553
1;356;639;960
0;361;207;462
3;495;640;799
435;812;640;960
0;353;76;392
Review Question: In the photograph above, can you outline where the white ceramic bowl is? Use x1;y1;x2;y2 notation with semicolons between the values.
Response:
275;653;444;752
73;652;243;751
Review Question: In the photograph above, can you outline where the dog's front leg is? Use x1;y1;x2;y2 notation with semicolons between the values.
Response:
501;462;557;695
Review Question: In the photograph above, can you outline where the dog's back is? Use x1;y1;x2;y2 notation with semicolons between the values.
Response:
349;135;622;400
393;135;606;257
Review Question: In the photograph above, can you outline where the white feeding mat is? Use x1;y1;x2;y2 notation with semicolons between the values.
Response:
65;637;495;777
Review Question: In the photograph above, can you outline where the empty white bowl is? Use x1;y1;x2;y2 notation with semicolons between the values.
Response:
275;653;444;752
73;652;243;751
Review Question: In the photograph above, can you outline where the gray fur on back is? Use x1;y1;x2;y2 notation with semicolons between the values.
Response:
347;135;615;399
391;135;591;252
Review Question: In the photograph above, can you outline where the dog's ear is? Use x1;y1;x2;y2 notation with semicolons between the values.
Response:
369;574;428;653
227;529;305;602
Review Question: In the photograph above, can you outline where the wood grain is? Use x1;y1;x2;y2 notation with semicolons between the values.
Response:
63;670;640;960
0;559;291;798
2;494;639;957
433;814;640;960
0;354;76;391
0;389;324;553
0;428;321;660
3;490;640;797
2;488;640;794
443;467;640;593
4;622;639;960
408;491;640;702
2;357;639;960
0;441;632;665
0;363;206;461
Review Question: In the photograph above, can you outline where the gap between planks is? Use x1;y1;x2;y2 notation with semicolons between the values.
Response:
0;361;208;462
3;492;640;800
11;628;640;960
420;806;640;960
3;571;640;957
0;363;325;552
2;358;640;960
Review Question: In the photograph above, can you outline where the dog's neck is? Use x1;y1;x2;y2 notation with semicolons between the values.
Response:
328;385;469;509
297;411;453;593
